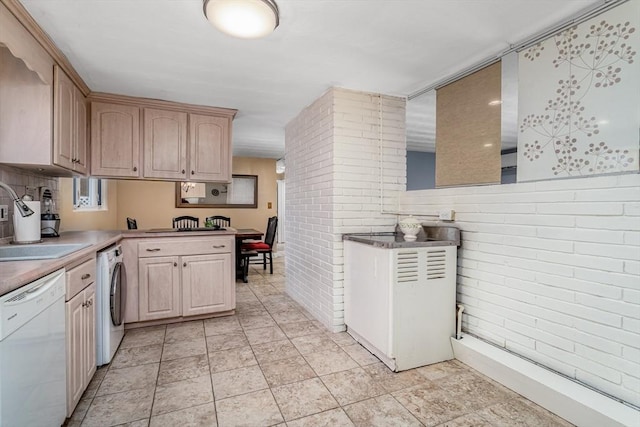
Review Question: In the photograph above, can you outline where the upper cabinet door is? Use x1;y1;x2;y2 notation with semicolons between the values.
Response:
73;86;88;175
143;108;188;180
189;114;231;182
91;102;140;177
53;66;75;171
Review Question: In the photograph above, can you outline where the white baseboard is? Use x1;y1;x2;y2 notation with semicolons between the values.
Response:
451;335;639;427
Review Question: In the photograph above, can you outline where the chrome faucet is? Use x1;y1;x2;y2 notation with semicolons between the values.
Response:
0;181;35;217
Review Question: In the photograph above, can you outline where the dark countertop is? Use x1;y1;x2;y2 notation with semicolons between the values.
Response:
343;232;458;249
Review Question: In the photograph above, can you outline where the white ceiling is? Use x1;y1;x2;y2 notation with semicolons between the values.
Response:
21;0;600;159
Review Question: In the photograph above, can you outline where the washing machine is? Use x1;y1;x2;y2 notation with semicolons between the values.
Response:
96;244;126;366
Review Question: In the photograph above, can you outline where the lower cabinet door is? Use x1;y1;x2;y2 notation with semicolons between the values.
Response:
66;290;85;417
83;283;97;383
182;254;232;316
65;282;96;417
139;256;181;321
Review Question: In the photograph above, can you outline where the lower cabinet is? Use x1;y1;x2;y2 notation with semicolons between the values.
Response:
136;237;234;322
65;258;97;417
182;254;232;317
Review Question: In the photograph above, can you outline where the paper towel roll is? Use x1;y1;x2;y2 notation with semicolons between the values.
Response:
13;201;41;243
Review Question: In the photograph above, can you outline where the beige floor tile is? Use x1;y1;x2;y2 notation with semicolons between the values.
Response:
216;389;284;427
291;333;340;355
212;365;268;400
82;369;106;399
252;339;300;364
204;316;244;336
236;300;267;316
82;387;154;426
152;375;213;416
208;345;258;373
321;367;386;406
244;325;286;345
271;377;339;421
261;355;317;387
341;343;380;367
164;320;205;344
326;332;357;347
263;301;300;313
161;337;207;361
69;396;92;422
110;344;163;369
286;408;355;427
434;372;514;410
113;419;149;427
343;394;422;427
304;347;359;376
119;326;166;349
392;383;467;426
148;402;217;427
239;313;278;330
478;397;573;427
236;292;260;303
206;332;249;352
280;321;323;338
96;363;159;396
363;362;430;392
417;359;469;381
441;412;493;427
157;354;209;385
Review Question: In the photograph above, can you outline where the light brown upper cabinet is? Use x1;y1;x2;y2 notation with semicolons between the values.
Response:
53;66;88;175
90;94;236;182
190;114;231;182
90;102;141;178
144;110;231;182
143;108;188;179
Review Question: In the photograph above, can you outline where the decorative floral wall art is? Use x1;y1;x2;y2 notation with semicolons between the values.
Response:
517;1;639;182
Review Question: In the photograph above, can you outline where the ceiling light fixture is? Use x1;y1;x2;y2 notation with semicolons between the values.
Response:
488;100;502;106
203;0;279;39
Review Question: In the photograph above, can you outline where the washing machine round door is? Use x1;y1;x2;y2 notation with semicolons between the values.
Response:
110;262;126;326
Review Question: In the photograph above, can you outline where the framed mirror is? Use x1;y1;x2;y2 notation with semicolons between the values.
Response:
175;174;258;208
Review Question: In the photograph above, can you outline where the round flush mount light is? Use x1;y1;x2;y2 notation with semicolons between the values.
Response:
488;99;502;106
203;0;279;39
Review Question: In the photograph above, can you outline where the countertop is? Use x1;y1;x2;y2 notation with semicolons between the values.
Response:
343;232;458;249
0;228;238;297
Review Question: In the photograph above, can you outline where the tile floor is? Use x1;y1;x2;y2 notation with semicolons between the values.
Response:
67;256;573;426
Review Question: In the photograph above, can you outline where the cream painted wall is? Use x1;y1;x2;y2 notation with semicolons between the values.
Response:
116;157;278;231
59;178;119;231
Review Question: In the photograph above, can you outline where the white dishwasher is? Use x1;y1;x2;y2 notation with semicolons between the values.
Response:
344;229;459;372
0;269;66;427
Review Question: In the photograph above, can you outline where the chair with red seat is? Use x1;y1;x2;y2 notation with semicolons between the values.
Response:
242;216;278;274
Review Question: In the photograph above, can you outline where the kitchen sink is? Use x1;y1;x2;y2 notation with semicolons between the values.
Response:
0;243;91;261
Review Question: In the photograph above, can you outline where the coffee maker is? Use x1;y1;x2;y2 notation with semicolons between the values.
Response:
40;187;60;237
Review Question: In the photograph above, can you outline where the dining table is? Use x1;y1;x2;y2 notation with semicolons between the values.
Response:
234;228;264;282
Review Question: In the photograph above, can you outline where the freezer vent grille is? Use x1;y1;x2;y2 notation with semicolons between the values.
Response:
396;251;419;283
426;249;447;280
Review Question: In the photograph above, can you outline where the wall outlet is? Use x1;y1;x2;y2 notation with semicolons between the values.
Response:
0;205;8;222
439;209;455;221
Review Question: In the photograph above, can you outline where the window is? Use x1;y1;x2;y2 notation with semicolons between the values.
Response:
73;178;106;210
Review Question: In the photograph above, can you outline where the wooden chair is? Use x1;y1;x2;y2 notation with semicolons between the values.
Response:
172;215;199;228
126;217;137;229
242;216;278;274
205;215;231;228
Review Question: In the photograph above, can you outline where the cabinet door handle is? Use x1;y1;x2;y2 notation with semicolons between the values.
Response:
81;273;91;280
133;166;138;172
87;300;92;307
191;170;195;175
174;262;178;267
212;245;225;248
183;262;187;267
182;169;186;174
146;248;161;252
81;302;86;308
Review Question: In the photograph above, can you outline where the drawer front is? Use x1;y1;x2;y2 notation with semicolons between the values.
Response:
66;258;96;301
138;237;233;258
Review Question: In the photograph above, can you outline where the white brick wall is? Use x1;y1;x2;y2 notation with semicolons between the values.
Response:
284;88;405;332
399;173;640;406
